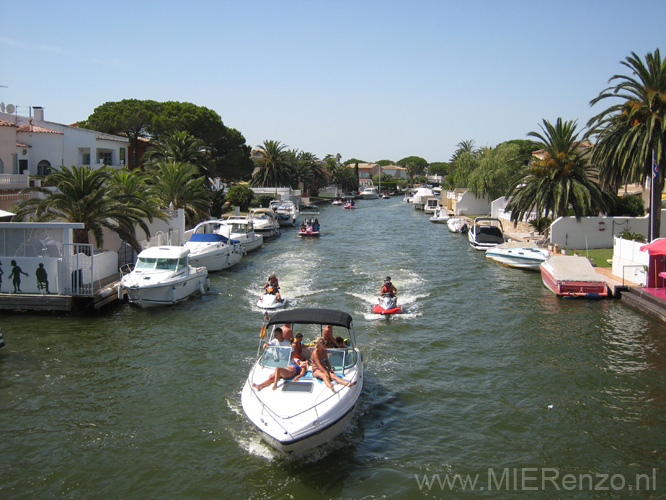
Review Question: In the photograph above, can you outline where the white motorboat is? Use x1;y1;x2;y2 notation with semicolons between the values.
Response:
119;246;209;308
249;208;281;238
447;217;469;233
269;200;300;226
485;242;549;270
412;187;436;210
429;206;450;223
360;186;379;199
381;192;390;199
423;198;439;214
218;217;264;253
468;217;506;250
184;220;245;272
241;308;363;455
403;188;416;203
332;197;343;206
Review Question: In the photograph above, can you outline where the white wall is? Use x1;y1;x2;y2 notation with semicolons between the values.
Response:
612;237;649;286
549;210;666;249
455;191;491;215
100;208;186;253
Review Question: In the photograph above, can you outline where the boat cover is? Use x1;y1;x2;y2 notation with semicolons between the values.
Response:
474;226;504;243
543;255;604;281
267;308;353;328
189;233;236;243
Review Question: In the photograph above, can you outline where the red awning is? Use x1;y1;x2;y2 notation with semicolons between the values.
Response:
640;238;666;255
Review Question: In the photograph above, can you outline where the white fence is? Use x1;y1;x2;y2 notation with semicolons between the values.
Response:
612;237;648;286
549;211;666;249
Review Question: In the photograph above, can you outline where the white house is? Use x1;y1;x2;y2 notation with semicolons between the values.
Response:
0;107;129;211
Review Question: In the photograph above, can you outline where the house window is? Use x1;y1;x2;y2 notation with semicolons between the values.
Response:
37;160;52;176
119;148;126;165
82;153;91;165
19;159;28;174
98;152;112;165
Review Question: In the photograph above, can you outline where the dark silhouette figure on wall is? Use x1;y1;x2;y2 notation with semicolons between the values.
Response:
9;260;28;293
36;263;50;294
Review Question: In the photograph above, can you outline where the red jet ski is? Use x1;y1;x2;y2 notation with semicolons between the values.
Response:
372;293;403;315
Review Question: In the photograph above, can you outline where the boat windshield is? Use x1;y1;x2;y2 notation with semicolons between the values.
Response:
231;223;248;234
328;348;358;373
260;346;292;368
136;256;186;271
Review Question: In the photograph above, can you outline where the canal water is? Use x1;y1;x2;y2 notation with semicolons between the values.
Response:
1;198;665;499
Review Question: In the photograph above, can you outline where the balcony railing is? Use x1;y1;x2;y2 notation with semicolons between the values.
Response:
0;174;30;188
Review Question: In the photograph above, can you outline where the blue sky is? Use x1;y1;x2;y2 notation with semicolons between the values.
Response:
1;0;664;163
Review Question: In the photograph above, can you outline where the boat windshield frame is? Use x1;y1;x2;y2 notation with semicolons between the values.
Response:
260;345;293;368
135;256;187;271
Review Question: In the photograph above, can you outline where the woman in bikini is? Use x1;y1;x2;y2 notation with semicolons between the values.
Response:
252;359;308;391
310;337;357;392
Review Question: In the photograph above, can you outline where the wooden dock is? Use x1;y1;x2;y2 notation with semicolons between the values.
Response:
621;287;666;324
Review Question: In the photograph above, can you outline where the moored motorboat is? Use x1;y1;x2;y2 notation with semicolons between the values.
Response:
429;206;450;223
468;217;505;250
184;220;245;271
447;217;469;233
360;186;379;199
485;243;549;270
241;308;363;454
119;246;209;308
269;200;300;226
540;255;609;298
217;217;264;253
423;198;439;214
249;208;281;238
332;197;343;205
412;187;436;210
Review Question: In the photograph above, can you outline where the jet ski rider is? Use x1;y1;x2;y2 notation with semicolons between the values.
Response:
380;276;397;303
262;273;283;302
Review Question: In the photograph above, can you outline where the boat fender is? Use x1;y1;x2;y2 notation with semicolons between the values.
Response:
171;286;177;304
117;285;124;300
199;282;206;295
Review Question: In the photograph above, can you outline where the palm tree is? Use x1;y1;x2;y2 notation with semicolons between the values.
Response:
143;130;213;181
108;168;167;250
146;160;211;226
449;139;479;162
250;140;294;188
292;151;328;195
505;118;611;223
588;49;666;239
13;165;152;249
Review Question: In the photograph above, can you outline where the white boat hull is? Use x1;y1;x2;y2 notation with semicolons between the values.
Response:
185;241;244;272
486;247;549;270
122;269;208;308
241;348;363;454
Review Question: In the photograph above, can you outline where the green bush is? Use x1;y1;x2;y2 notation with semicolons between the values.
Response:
618;229;646;242
529;217;552;235
225;184;255;212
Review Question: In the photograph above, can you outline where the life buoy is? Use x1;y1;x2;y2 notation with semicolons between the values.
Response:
598;221;606;231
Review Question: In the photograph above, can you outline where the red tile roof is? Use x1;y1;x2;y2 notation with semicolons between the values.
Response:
16;122;63;134
0;119;17;127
